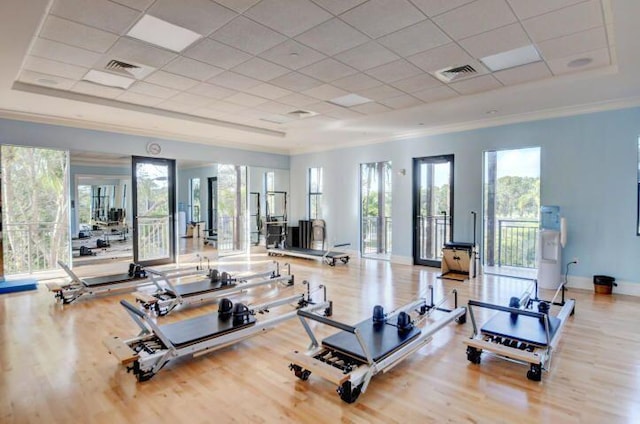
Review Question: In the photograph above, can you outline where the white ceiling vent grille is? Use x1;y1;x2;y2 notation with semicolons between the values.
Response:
434;64;477;83
287;109;317;118
104;59;154;79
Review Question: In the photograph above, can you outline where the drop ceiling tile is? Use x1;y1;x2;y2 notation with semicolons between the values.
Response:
507;0;585;20
307;101;343;114
232;57;290;81
523;0;604;42
210;16;287;55
163;57;225;81
130;81;181;98
537;26;608;61
391;73;442;92
408;43;475;73
340;0;425;38
332;73;382;91
546;47;610;75
449;74;503;94
145;71;200;90
410;0;475;17
259;40;326;70
31;38;102;68
245;0;333;37
40;16;118;53
191;107;229;120
295;18;369;56
156;100;199;113
412;85;458;102
324;108;364;120
71;80;124;98
147;0;236;36
299;58;358;83
433;0;517;39
51;0;140;35
187;82;237;99
335;41;400;71
214;0;261;13
225;92;270;106
184;38;252;69
23;56;88;80
356;84;404;101
169;92;213;107
310;0;367;15
276;92;319;107
111;0;154;11
205;100;247;113
379;94;423;109
365;60;423;84
302;84;349;100
350;102;392;114
245;83;293;100
207;71;262;91
459;23;532;59
254;101;295;114
493;61;552;85
107;38;177;68
116;91;164;106
17;70;77;90
270;72;324;91
377;19;451;57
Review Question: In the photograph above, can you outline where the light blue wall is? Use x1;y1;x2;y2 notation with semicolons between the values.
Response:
291;107;640;283
177;164;217;230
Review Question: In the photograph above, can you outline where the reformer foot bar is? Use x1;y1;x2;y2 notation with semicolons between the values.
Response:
267;243;350;266
134;262;294;316
463;286;575;381
104;282;332;382
46;261;202;304
287;288;466;403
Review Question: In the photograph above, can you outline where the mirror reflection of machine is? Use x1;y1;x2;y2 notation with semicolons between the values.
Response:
536;206;567;289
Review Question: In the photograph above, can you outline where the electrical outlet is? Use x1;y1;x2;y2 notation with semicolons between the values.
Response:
572;257;579;265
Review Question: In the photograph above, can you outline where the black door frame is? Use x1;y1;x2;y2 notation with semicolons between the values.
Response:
207;176;218;234
131;156;176;266
412;154;454;267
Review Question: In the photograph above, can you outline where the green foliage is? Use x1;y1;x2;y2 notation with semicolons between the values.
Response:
495;176;540;219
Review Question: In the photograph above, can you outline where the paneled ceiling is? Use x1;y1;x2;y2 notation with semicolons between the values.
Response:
1;0;638;154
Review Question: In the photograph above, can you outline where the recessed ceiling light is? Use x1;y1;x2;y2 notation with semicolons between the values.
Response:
568;57;593;68
36;78;58;86
328;94;372;108
82;69;134;89
481;45;541;72
486;109;498;115
418;123;424;126
127;15;202;52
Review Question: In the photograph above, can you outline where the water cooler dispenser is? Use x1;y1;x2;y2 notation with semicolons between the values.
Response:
536;206;566;289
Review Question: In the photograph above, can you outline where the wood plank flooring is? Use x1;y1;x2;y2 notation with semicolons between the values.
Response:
1;252;639;423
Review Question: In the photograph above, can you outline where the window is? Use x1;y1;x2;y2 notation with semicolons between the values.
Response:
637;138;640;235
265;171;275;217
308;167;323;219
190;178;200;222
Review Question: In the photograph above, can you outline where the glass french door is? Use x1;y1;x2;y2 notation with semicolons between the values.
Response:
132;156;176;266
360;161;392;259
413;155;454;267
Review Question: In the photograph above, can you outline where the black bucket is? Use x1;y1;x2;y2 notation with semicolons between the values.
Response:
593;275;617;294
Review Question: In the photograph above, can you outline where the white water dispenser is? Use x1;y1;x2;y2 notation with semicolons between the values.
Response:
536;206;566;289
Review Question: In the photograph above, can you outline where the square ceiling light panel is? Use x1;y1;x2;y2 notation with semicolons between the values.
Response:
82;69;135;89
127;15;202;52
329;93;372;107
480;44;542;72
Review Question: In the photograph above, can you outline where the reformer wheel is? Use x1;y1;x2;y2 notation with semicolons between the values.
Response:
455;311;467;325
338;380;363;404
289;364;311;381
527;364;542;381
341;257;349;264
466;346;482;364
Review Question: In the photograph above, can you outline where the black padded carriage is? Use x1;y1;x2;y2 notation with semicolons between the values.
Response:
83;274;144;287
322;318;422;363
480;312;561;348
167;280;238;297
160;313;256;348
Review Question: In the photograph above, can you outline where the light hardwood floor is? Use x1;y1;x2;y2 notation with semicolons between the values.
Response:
1;251;639;423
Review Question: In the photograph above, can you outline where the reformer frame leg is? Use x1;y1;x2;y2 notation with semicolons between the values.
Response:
338;380;364;404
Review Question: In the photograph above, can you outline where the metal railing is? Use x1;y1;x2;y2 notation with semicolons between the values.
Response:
137;217;170;261
417;215;450;260
495;219;538;268
362;216;392;255
3;222;70;274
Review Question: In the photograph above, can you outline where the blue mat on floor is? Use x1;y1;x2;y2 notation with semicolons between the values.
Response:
0;278;38;294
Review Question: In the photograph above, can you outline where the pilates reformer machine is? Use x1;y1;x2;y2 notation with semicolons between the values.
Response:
287;288;467;403
104;282;333;382
464;279;575;381
267;242;351;266
134;261;294;316
47;261;162;304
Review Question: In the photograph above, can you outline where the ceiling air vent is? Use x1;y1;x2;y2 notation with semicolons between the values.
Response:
287;109;317;119
104;59;154;79
434;64;477;83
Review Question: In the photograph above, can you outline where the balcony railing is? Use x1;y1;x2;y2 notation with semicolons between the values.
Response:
417;215;450;260
362;216;392;255
137;217;170;261
3;222;70;274
495;219;539;268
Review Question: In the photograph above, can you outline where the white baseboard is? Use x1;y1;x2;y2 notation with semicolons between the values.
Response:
390;255;413;265
567;275;640;297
